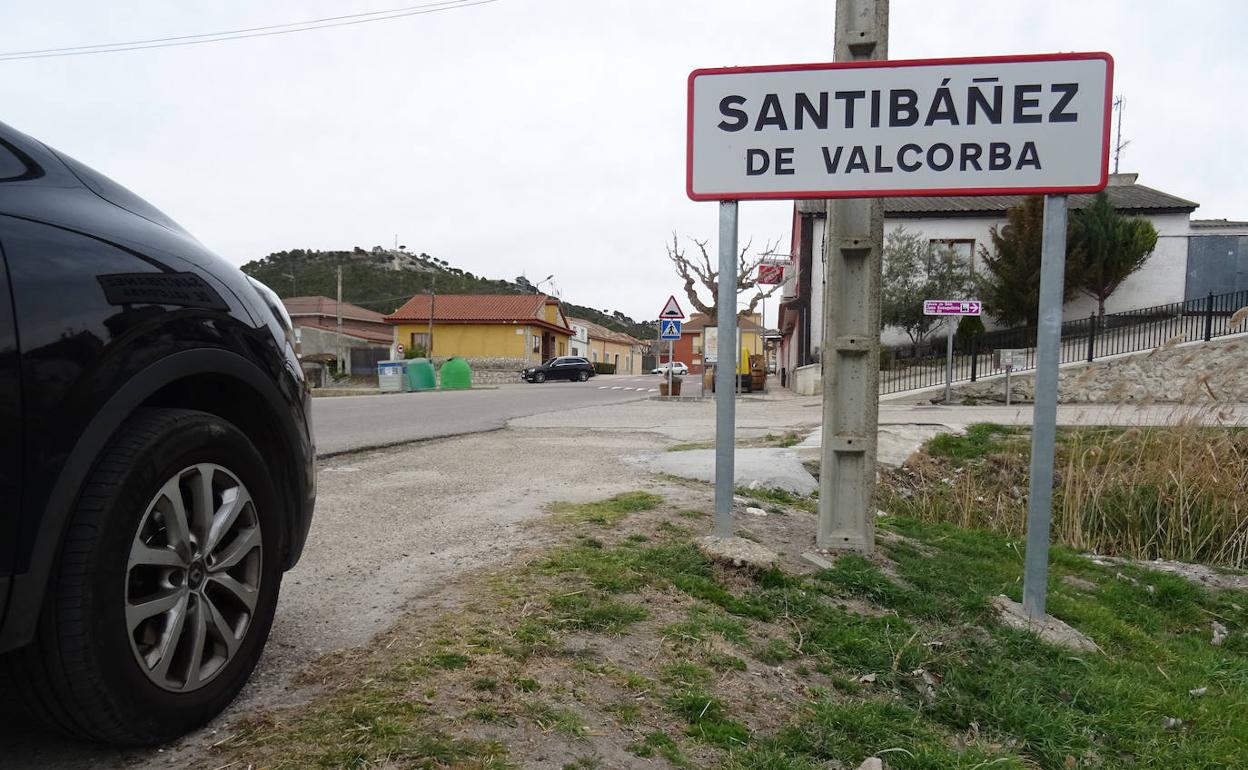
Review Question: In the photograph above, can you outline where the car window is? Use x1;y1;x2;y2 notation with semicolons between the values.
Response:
0;141;29;181
544;358;558;366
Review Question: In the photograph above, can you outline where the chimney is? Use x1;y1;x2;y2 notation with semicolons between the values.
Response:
1108;172;1138;186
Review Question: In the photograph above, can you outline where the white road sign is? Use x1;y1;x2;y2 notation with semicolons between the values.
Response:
659;295;686;319
688;52;1112;201
924;299;982;316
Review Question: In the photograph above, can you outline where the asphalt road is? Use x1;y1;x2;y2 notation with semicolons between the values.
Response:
312;373;700;455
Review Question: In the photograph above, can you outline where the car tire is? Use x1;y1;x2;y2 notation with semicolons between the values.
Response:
577;371;589;382
3;408;283;745
534;372;546;383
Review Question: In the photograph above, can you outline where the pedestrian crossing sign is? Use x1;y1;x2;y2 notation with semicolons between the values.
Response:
660;320;682;340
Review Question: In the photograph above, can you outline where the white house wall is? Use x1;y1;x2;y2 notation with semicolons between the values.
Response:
810;217;827;359
1064;212;1191;316
883;211;1191;339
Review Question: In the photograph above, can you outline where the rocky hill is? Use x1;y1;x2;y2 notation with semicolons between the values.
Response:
240;247;657;341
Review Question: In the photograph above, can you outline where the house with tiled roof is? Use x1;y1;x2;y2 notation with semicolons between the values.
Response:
385;293;574;364
283;296;393;375
664;312;766;376
778;173;1239;391
566;317;646;374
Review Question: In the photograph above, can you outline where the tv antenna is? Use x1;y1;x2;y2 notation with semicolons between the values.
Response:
1112;95;1130;174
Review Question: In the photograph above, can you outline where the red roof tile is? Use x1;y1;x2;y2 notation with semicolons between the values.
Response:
385;293;572;333
566;316;645;347
284;296;387;323
296;318;393;344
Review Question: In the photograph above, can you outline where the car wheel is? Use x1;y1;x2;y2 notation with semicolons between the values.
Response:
577;371;589;382
534;372;546;383
4;408;282;745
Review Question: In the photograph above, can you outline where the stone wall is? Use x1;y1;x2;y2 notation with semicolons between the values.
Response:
427;357;526;386
951;335;1248;404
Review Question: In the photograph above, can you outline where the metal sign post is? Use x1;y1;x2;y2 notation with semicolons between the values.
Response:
669;340;674;394
996;349;1026;405
944;316;956;403
660;318;683;397
1022;194;1069;620
714;201;738;539
922;300;980;404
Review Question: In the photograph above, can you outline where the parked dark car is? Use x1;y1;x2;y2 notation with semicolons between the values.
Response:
521;356;596;383
0;122;316;745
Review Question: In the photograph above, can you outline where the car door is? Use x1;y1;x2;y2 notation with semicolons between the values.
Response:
553;357;573;380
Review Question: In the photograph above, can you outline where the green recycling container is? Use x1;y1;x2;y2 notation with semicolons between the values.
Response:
439;357;472;390
406;358;437;391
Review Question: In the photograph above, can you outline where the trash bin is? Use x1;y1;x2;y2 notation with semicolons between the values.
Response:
406;358;437;391
377;360;407;393
439;357;472;390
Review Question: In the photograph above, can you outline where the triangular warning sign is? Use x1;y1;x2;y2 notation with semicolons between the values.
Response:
659;295;685;319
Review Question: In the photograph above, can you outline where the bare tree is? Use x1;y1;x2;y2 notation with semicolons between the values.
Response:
665;233;782;320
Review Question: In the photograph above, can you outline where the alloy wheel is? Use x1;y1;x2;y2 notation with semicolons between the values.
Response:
125;464;263;692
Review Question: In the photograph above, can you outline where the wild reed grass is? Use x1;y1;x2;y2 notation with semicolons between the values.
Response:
880;414;1248;569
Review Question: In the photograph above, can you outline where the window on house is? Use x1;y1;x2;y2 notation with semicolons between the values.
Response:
929;239;975;273
409;332;430;355
692;338;702;354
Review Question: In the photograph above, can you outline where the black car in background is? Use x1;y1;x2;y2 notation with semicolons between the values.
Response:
0;122;316;745
521;356;596;383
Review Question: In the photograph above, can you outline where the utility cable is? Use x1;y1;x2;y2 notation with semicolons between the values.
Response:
0;0;498;61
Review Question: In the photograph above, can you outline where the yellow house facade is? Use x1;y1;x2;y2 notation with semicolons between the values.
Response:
567;317;645;374
385;294;573;362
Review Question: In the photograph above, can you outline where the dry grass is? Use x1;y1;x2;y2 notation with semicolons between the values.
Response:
881;420;1248;569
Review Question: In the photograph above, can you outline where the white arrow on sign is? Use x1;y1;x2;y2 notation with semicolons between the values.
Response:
659;295;685;319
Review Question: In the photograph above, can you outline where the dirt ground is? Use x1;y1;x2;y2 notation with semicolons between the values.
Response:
1;426;682;770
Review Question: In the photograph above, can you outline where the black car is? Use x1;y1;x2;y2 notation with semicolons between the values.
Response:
521;356;596;383
0;122;315;745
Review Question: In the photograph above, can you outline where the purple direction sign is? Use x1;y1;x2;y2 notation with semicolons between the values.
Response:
923;299;982;316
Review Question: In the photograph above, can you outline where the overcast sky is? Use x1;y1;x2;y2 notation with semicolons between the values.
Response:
3;0;1244;325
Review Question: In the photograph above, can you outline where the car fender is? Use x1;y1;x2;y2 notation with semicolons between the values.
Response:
0;348;307;653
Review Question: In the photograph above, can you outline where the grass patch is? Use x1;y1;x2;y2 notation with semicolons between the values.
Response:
925;422;1026;461
522;701;588;737
627;731;692;766
736;485;818;513
667;440;715;452
214;491;1248;770
881;423;1248;569
547;491;663;526
549;592;647;632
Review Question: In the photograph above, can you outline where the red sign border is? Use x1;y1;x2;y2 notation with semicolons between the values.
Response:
686;51;1114;202
659;294;686;319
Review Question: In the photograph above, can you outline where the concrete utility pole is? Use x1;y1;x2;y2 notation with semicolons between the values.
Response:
336;264;344;376
817;0;888;552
